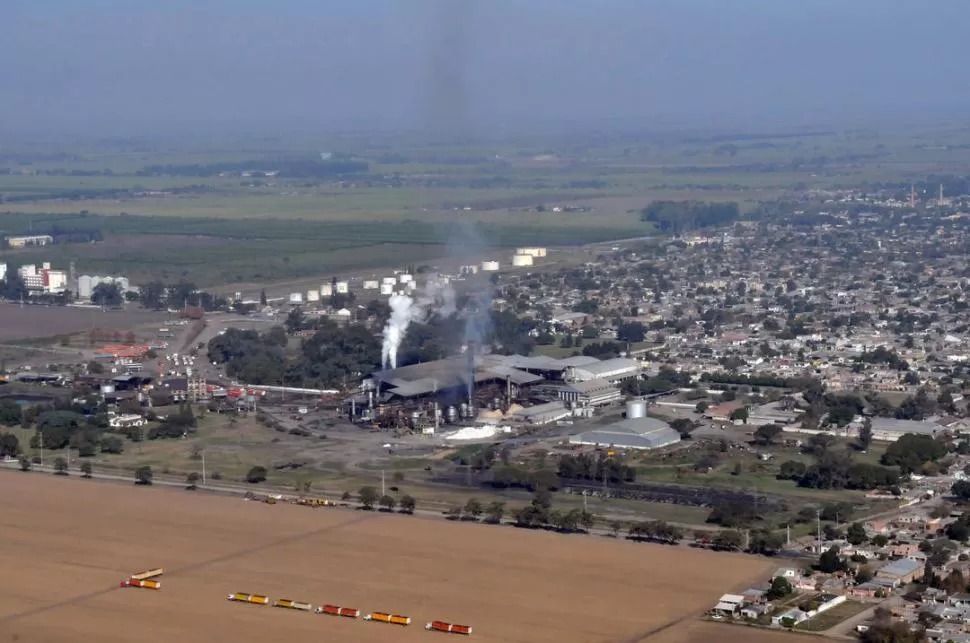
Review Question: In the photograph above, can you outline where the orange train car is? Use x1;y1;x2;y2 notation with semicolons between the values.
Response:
227;593;269;605
120;579;161;590
315;604;360;618
426;621;473;635
364;612;411;626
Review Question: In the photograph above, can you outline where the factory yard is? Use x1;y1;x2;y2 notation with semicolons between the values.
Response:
0;473;779;643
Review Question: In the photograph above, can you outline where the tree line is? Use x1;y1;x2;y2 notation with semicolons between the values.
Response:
640;200;741;233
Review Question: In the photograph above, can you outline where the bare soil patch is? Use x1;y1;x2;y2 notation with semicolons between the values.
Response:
0;303;168;342
0;473;775;643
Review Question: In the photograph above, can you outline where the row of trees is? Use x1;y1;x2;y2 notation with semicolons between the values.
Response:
640;200;742;233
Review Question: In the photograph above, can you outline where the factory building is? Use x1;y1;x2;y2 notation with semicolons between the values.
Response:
511;401;571;425
5;234;53;248
566;357;640;383
555;378;622;407
77;275;131;300
19;263;68;294
569;417;681;451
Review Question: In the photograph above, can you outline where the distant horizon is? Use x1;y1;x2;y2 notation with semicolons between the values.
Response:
5;0;970;142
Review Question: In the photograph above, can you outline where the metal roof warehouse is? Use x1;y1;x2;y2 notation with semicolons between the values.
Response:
569;417;681;450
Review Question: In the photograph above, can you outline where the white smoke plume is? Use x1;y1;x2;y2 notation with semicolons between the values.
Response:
381;277;456;370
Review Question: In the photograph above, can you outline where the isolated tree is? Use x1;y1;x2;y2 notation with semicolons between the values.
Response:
80;461;93;478
464;498;483;520
754;423;783;445
846;522;868;546
245;466;268;484
579;511;596;531
484;501;505;524
18;456;31;472
729;407;749;423
259;289;268;306
340;491;352;502
0;432;19;457
817;546;845;573
858;417;874;451
53;457;68;475
186;471;200;490
358;486;379;509
134;465;153;486
398;494;416;514
766;576;793;600
100;435;124;454
379;494;397;512
608;520;624;538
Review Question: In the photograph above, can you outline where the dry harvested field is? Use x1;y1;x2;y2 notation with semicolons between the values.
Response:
0;473;806;643
0;304;167;342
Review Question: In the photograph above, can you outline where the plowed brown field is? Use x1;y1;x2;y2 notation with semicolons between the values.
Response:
0;473;816;643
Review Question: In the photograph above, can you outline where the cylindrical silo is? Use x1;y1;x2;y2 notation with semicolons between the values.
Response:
363;280;379;290
380;283;394;296
335;281;349;294
398;273;413;284
320;283;333;297
481;261;500;272
512;254;534;267
626;399;647;419
307;290;321;303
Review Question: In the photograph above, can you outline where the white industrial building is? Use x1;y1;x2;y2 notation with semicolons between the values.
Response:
18;263;68;294
569;416;681;451
515;247;547;258
567;357;640;383
0;263;6;282
511;401;571;425
77;275;131;299
320;283;333;297
481;261;500;272
556;379;622;407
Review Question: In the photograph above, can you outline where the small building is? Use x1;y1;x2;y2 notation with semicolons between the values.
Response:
712;593;745;615
875;558;924;586
740;604;772;620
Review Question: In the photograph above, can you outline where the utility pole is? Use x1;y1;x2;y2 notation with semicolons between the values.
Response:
381;469;385;496
816;509;822;553
202;451;206;485
582;489;588;513
39;430;44;467
786;523;791;547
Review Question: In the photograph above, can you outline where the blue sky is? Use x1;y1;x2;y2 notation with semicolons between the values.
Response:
4;0;969;138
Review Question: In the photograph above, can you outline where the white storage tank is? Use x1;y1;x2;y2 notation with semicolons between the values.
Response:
77;275;94;299
512;254;534;267
363;280;379;290
307;290;321;302
335;281;349;294
288;292;303;305
380;283;394;296
481;261;500;272
398;273;413;284
320;283;333;297
516;247;547;258
626;399;647;419
382;276;397;285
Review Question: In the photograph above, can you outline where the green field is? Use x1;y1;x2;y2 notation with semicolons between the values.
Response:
4;122;970;287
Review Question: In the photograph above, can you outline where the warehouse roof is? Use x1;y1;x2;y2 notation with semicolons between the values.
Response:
569;417;680;450
570;357;639;377
372;356;542;398
870;418;941;436
878;558;922;577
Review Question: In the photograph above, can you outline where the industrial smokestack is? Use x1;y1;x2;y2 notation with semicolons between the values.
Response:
466;341;475;408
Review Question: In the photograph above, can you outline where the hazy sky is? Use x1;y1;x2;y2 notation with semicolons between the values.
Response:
4;0;970;139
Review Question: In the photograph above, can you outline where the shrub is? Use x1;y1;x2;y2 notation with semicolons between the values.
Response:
245;466;268;484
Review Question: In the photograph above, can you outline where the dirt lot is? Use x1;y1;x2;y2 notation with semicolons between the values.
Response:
0;473;799;643
0;303;167;342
